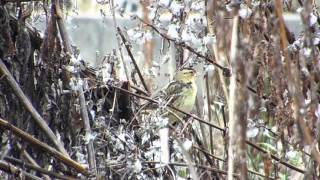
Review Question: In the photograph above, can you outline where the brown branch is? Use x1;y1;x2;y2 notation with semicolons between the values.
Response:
0;58;69;156
16;143;51;180
54;0;72;53
143;161;237;177
144;160;274;179
192;145;275;179
4;156;78;180
136;16;229;75
0;118;89;176
117;27;150;93
54;0;97;176
3;0;42;2
109;84;225;131
275;0;320;166
109;84;306;174
246;140;305;174
78;89;97;175
136;16;268;100
109;0;130;81
8;14;42;50
0;160;42;180
193;145;226;162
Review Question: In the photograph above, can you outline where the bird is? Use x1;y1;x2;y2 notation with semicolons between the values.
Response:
146;67;198;125
134;68;198;166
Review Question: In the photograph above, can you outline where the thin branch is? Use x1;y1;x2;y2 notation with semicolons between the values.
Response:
108;84;306;174
136;16;229;75
55;0;97;175
275;0;320;166
8;14;42;50
4;156;78;180
16;143;51;180
193;146;275;179
193;145;226;162
79;88;97;176
246;140;305;174
109;84;225;131
117;27;150;93
0;58;69;157
0;160;43;180
136;16;268;100
143;161;237;177
0;118;89;175
54;0;72;53
109;0;130;81
3;0;42;3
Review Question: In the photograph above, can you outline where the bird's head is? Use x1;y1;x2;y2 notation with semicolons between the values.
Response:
174;68;196;83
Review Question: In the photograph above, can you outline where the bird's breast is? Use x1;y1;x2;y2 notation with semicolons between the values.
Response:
174;83;197;112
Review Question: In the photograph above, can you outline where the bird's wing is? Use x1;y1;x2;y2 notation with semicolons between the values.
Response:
141;80;180;109
160;80;191;104
142;80;191;110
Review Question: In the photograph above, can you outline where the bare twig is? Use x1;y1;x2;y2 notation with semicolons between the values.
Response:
205;73;214;154
54;0;72;53
136;16;229;75
3;0;42;3
0;58;69;157
0;160;42;180
275;0;320;166
193;145;226;162
16;143;51;180
4;156;78;180
136;15;267;101
143;161;237;177
141;0;154;92
79;88;97;176
110;84;225;131
117;27;150;93
109;84;306;174
54;0;97;176
246;140;305;174
109;0;130;81
0;118;89;175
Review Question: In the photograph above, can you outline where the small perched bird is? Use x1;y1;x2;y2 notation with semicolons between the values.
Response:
155;67;197;124
147;68;197;164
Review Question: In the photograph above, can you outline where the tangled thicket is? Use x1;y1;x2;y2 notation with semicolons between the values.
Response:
0;0;320;179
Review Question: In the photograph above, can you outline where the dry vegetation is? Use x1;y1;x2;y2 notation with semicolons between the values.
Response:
0;0;320;179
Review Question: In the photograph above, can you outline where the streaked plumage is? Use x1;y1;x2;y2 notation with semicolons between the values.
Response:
154;68;197;124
